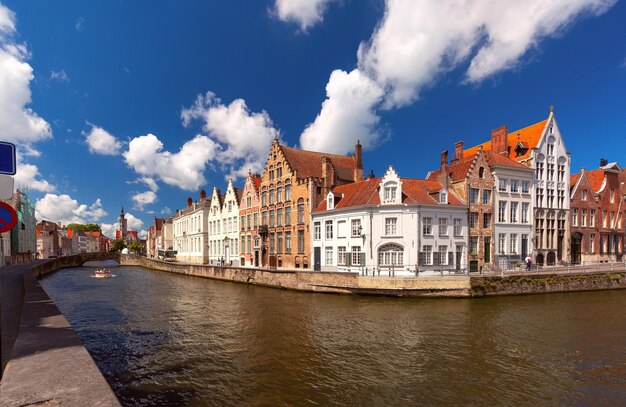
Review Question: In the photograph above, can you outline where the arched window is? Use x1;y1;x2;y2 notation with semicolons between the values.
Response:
378;244;404;266
261;187;267;206
284;181;291;201
297;199;305;223
547;136;556;156
327;194;334;210
276;163;283;178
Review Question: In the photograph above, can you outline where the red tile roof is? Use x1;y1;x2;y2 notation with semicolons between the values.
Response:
315;177;464;212
585;169;605;193
428;149;527;182
280;145;357;181
570;173;582;191
464;119;548;162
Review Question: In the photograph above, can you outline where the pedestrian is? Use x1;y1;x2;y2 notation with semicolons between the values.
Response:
525;256;532;271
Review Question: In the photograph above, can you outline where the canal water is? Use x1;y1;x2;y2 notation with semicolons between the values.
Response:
41;266;626;406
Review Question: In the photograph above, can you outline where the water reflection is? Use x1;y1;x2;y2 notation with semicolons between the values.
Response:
41;267;626;406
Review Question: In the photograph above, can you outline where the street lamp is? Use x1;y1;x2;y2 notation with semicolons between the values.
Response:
224;236;230;265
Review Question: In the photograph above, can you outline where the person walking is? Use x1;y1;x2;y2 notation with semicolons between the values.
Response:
525;256;532;271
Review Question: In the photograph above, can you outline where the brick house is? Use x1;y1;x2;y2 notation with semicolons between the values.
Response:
570;161;625;263
258;138;364;269
239;171;262;267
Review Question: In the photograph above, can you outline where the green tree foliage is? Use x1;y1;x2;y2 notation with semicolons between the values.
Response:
128;241;145;254
66;223;102;232
112;239;127;252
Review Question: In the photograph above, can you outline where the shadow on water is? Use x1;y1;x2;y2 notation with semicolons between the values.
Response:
41;267;626;406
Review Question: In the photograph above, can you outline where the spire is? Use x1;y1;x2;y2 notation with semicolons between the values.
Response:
549;105;554;114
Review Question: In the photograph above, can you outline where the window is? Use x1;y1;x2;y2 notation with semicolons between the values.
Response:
325;247;333;266
536;161;544;179
510;180;519;193
285;232;292;252
478;167;485;178
498;234;506;254
297;200;305;223
438;218;447;236
590;210;596;227
269;210;275;227
498;201;506;222
351;246;362;265
261;190;267;206
510;234;517;254
469;237;478;254
253;213;258;228
386;218;398;235
277;165;282;178
510;202;518;223
314;222;321;240
610;189;615;203
610;211;615;228
499;178;507;192
572;209;578;226
590;234;595;253
536;188;544;207
603;211;608;228
351;219;362;237
482;190;491;204
378;244;404;266
285;183;291;201
297;231;304;253
521;181;530;193
276;187;282;203
384;183;397;201
469;212;478;228
581;189;587;201
327;194;334;210
269;169;274;181
437;245;448;265
277;208;283;226
470;188;479;204
269;189;275;205
241;215;246;231
522;203;529;224
246;196;251;208
338;246;347;265
423;217;432;235
285;207;291;225
228;201;232;212
453;218;462;235
277;233;283;253
269;233;275;253
483;213;491;228
422;245;432;265
581;209;587;227
325;220;333;239
337;220;347;238
558;164;565;183
439;190;447;204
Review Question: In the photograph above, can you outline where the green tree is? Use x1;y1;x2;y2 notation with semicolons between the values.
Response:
84;223;101;232
128;241;144;254
66;223;86;231
111;239;127;252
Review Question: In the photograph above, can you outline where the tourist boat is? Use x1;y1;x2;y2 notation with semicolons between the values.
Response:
94;268;113;278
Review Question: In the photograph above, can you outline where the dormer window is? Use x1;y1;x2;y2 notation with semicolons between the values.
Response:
439;189;448;204
327;193;334;210
384;183;397;201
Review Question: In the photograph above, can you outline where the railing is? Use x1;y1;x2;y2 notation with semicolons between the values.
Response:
341;264;468;277
480;260;626;276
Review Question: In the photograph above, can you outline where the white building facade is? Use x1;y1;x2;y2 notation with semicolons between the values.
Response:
173;193;210;264
207;180;241;265
312;167;468;275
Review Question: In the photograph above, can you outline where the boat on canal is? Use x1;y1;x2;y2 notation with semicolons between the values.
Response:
93;268;113;278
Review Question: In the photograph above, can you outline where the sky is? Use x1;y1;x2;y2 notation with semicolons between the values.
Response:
0;0;625;239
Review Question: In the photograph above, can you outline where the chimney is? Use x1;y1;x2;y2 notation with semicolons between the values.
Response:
321;156;333;196
600;158;608;167
454;141;464;160
187;197;192;207
354;140;364;181
368;170;375;180
200;189;206;200
491;125;508;155
580;167;585;174
440;150;448;173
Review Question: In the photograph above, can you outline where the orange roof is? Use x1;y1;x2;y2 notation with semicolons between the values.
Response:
464;119;548;162
280;145;357;182
253;175;262;190
570;173;581;190
585;169;605;193
428;149;527;182
315;177;464;212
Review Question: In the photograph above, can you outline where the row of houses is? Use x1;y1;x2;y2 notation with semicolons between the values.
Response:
0;189;37;267
35;220;111;259
145;108;626;274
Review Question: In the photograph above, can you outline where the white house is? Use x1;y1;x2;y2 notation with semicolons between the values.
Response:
173;191;211;264
311;166;468;275
207;180;242;265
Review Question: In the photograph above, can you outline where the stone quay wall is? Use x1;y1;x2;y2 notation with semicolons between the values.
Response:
470;271;626;297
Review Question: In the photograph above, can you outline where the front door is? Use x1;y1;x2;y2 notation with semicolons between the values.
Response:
314;247;321;271
521;236;528;260
484;237;491;263
254;250;259;267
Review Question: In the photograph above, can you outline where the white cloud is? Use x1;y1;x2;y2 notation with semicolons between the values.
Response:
84;124;122;155
13;160;54;192
160;206;171;215
181;92;279;180
300;0;616;154
139;177;158;192
35;194;107;225
132;190;157;210
100;212;144;239
100;222;117;239
273;0;335;30
300;69;384;154
50;69;69;82
123;133;218;191
138;229;147;239
75;17;85;32
0;4;52;152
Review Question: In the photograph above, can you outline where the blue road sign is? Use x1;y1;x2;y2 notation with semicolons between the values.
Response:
0;202;18;233
0;142;17;175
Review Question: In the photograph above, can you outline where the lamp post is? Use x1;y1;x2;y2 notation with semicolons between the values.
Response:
224;236;230;265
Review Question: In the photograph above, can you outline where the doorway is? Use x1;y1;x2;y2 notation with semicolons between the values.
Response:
314;247;321;271
484;237;491;263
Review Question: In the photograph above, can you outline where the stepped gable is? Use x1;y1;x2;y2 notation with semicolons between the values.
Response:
315;177;463;212
280;145;357;182
234;187;243;204
428;149;526;183
464;119;548;161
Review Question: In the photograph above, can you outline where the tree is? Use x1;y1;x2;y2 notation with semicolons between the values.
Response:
128;241;144;254
66;223;85;231
66;223;102;232
84;223;101;232
111;239;126;252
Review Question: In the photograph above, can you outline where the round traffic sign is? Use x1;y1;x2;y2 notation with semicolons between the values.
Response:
0;201;18;233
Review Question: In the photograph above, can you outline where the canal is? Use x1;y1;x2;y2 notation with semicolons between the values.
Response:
41;266;626;406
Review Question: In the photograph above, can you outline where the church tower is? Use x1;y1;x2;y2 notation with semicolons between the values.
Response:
119;207;128;238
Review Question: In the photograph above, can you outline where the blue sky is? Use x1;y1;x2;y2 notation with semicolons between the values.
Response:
0;0;624;238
